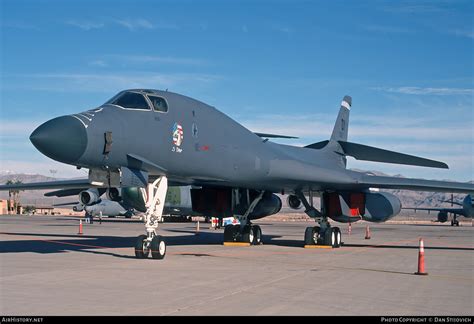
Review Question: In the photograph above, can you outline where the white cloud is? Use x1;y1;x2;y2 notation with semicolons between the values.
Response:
113;18;154;31
241;113;472;141
65;18;178;31
270;24;292;34
106;54;206;66
9;72;221;93
88;60;108;67
372;86;474;95
66;20;105;30
450;29;474;39
363;25;412;34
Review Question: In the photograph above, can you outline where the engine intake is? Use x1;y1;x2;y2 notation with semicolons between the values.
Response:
106;188;121;201
437;211;448;223
79;189;101;206
287;195;302;209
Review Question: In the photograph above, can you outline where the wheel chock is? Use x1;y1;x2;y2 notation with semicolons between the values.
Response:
223;242;251;247
304;245;333;249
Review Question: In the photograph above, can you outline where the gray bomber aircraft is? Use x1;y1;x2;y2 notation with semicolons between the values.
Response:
1;89;473;260
403;195;473;226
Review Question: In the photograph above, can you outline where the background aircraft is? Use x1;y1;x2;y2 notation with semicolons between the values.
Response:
50;186;194;220
403;194;473;226
1;90;473;260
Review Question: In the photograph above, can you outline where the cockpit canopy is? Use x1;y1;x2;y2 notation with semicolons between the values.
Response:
105;90;168;112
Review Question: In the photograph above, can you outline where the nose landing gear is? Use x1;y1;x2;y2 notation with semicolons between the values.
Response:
134;176;168;259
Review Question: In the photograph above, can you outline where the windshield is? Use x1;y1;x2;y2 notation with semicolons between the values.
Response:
107;92;151;110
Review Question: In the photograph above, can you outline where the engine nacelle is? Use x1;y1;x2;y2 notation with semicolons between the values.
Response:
79;189;101;206
191;187;282;219
106;188;121;202
437;211;448;223
249;192;282;219
287;194;302;209
121;187;147;212
324;191;401;223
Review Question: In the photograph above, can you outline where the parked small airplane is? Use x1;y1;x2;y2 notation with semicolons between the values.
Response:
1;89;472;259
403;194;473;226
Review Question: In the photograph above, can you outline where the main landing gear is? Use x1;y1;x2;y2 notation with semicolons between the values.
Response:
135;176;168;259
224;224;263;245
451;215;459;227
223;191;264;245
296;190;342;248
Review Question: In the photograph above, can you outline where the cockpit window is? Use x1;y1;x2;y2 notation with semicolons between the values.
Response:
147;95;168;113
109;92;150;110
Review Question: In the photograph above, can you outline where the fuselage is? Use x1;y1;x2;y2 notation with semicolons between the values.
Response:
30;89;348;192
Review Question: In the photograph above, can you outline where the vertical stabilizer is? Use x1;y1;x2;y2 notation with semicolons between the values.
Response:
330;95;351;142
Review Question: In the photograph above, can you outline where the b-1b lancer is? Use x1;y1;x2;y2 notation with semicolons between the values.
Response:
2;89;473;259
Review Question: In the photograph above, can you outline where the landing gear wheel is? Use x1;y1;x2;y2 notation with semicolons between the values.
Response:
304;227;313;245
333;227;341;248
242;225;255;244
455;220;459;226
224;225;240;242
150;235;166;260
304;226;321;245
135;234;150;259
252;225;262;245
324;228;336;247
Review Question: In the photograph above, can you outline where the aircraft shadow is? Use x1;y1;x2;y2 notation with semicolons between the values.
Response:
2;231;470;259
0;230;228;259
342;243;473;251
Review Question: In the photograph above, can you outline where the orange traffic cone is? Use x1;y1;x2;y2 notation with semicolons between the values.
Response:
415;238;428;275
78;219;83;235
364;225;371;239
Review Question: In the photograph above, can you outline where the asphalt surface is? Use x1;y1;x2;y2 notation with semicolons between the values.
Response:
0;215;472;316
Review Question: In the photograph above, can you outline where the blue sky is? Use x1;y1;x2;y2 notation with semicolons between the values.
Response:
0;0;472;181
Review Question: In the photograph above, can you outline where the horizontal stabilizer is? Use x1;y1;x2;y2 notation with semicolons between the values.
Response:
339;141;449;169
254;132;298;139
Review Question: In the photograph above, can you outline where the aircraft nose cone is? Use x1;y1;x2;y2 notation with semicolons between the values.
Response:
30;116;87;164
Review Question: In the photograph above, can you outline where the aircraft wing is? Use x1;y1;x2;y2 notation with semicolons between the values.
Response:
356;174;474;194
402;207;464;214
0;179;94;191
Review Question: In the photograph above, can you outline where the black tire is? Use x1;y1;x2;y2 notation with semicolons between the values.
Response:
135;234;149;259
304;227;314;245
333;227;341;248
304;226;321;245
242;225;255;244
224;225;234;242
323;228;336;247
455;220;459;227
150;235;166;260
253;225;262;245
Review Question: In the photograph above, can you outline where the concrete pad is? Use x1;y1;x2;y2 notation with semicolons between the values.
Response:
0;215;472;316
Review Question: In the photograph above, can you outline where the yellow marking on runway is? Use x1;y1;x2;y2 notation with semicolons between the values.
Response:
223;242;251;247
304;245;333;249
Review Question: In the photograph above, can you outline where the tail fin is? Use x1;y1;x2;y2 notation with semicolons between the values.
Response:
330;95;351;142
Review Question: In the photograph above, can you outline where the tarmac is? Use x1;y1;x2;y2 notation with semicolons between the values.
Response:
0;214;473;316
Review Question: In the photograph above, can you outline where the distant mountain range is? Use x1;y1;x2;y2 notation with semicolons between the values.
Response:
0;172;472;208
